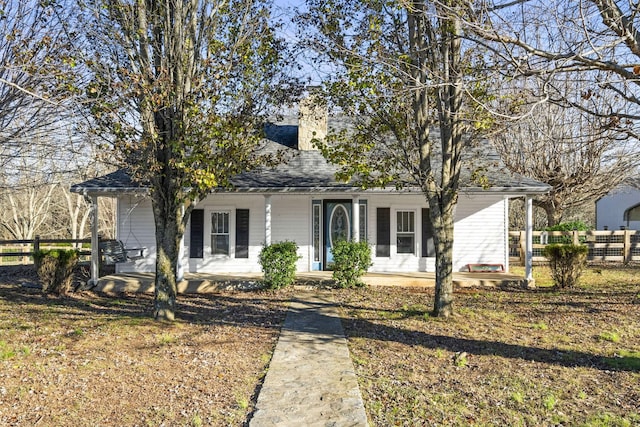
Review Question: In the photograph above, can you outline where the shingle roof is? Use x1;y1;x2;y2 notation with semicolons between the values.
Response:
71;117;550;195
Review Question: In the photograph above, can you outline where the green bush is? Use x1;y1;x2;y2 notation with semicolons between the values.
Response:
34;249;79;295
542;244;588;288
543;221;592;244
331;240;372;288
545;221;592;232
258;241;300;289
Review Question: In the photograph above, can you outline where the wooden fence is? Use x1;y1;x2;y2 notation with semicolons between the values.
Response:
509;230;640;265
0;236;92;266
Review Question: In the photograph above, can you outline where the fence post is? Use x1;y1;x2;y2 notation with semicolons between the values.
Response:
520;230;526;266
27;236;41;265
572;230;579;245
624;230;632;264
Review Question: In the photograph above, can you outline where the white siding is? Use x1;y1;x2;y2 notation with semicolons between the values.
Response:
453;194;507;271
116;196;156;273
116;192;509;274
596;186;640;231
271;195;312;272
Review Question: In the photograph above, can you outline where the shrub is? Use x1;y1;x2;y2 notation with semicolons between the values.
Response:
34;249;79;295
258;241;300;289
542;244;588;288
331;240;372;288
544;221;592;244
545;221;592;232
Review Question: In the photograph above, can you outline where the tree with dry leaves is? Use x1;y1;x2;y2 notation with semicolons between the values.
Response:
298;0;499;317
78;0;300;320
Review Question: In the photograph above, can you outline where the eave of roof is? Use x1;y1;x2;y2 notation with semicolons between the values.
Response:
72;120;552;196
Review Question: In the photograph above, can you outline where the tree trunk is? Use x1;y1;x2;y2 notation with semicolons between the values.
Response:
151;195;183;321
538;198;563;227
431;192;456;318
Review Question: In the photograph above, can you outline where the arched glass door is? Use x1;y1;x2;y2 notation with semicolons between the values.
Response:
324;201;352;268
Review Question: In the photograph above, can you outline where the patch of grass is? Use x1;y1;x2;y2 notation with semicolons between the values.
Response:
70;328;84;337
0;340;16;360
453;352;468;367
352;354;368;366
581;412;638;427
157;333;177;345
337;272;640;426
0;279;289;425
543;394;558;411
511;391;525;404
598;331;621;343
191;414;203;427
531;321;549;330
236;396;249;410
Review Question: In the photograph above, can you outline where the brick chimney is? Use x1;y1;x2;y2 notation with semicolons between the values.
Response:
298;88;327;151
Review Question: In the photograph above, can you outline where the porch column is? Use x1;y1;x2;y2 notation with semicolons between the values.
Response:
525;195;535;288
265;195;272;246
89;195;99;287
504;196;510;273
352;195;360;242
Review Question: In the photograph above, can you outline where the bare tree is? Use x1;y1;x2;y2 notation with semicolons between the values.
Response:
0;0;78;172
477;0;640;141
491;80;637;226
0;183;57;240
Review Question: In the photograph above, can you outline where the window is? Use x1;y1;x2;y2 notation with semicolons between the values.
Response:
359;201;367;242
396;210;415;254
211;211;230;255
313;202;321;262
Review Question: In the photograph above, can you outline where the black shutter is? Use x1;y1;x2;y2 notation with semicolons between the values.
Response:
190;209;204;258
376;208;390;257
422;208;435;257
235;209;250;258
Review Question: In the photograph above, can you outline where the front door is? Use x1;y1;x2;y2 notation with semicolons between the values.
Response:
324;201;352;269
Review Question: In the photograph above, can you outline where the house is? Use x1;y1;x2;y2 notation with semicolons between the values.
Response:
71;102;550;282
596;178;640;230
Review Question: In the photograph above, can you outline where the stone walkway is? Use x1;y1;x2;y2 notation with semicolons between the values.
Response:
249;291;369;427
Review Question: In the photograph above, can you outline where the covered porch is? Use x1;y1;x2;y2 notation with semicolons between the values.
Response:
92;270;527;294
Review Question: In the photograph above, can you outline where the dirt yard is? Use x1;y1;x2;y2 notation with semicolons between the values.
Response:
1;265;639;426
0;266;291;426
335;266;640;426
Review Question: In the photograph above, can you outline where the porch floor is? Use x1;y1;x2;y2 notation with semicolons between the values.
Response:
93;271;526;294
